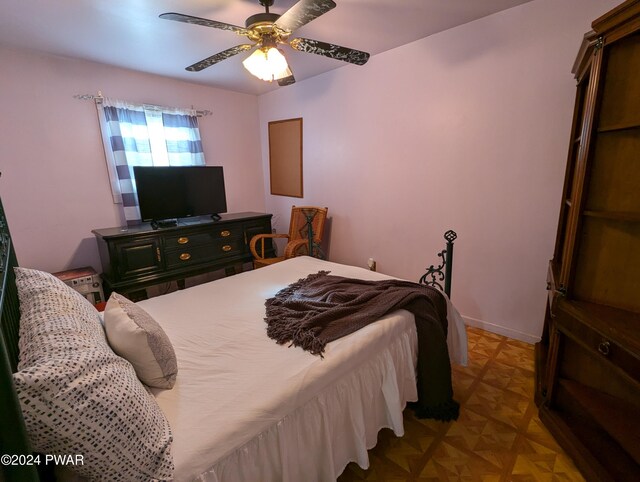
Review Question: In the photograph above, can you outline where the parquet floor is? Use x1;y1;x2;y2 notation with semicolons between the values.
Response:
338;326;585;481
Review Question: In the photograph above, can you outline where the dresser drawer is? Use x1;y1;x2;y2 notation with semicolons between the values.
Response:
165;237;243;268
164;227;237;248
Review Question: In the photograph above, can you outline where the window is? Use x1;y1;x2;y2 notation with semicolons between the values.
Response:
97;98;205;225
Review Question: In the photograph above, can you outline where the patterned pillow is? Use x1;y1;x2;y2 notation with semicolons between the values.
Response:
104;292;178;389
12;268;174;481
16;267;104;370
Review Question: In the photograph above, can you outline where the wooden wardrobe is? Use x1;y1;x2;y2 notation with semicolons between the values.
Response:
535;1;640;480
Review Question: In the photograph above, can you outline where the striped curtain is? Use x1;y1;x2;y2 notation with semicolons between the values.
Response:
162;109;205;166
98;98;205;225
99;99;152;224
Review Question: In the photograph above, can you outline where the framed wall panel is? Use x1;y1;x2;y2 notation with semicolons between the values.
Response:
268;118;303;198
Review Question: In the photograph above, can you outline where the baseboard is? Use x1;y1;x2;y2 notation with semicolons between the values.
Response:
462;315;541;344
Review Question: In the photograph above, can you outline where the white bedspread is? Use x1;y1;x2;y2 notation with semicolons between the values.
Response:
139;257;467;482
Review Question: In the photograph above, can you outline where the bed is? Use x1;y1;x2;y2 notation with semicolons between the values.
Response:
0;198;467;482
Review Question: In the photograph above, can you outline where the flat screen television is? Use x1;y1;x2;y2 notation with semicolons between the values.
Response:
133;166;227;226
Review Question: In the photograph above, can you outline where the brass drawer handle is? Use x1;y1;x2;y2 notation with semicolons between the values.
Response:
156;248;161;262
178;237;189;244
179;253;191;261
598;340;611;357
221;230;231;237
222;245;232;252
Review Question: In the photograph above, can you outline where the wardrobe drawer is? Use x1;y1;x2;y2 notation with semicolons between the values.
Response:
556;307;640;384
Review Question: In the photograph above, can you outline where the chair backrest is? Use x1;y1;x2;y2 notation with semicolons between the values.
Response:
288;206;328;243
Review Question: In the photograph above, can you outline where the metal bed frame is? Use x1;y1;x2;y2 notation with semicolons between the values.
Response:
0;198;39;481
419;230;457;298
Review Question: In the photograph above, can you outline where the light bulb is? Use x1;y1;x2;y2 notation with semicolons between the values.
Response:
243;47;291;82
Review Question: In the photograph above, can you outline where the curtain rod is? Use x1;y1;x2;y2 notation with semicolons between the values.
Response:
73;92;212;117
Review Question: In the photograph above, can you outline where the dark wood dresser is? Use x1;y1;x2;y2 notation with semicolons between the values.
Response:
535;1;640;480
93;212;273;297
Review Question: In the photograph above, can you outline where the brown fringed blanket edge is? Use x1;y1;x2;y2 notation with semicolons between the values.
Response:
265;271;459;421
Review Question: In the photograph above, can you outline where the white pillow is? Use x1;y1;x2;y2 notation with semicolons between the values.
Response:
13;268;174;481
104;292;178;389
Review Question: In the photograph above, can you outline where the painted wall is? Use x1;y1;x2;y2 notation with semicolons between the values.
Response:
0;45;265;273
257;0;620;342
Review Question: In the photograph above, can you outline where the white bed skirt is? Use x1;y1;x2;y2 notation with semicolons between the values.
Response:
198;328;418;482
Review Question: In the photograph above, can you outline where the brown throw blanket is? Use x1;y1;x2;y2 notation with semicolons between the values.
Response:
265;271;459;421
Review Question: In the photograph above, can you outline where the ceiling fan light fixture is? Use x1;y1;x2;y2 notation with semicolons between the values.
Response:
242;47;291;82
162;0;367;86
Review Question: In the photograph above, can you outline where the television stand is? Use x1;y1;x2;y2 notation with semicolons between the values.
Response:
92;212;275;298
211;214;221;222
151;219;178;230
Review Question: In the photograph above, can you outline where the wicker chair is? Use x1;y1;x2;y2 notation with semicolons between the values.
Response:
250;206;328;269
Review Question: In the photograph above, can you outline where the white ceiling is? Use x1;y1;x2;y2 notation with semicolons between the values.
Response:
0;0;534;95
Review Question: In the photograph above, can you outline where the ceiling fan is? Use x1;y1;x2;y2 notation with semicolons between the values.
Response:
160;0;370;86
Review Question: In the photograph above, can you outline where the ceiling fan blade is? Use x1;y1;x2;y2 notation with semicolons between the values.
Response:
186;44;253;72
275;0;336;33
290;38;370;65
278;73;296;87
160;12;249;36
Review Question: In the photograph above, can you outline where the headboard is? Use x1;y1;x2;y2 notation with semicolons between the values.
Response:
0;198;39;481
